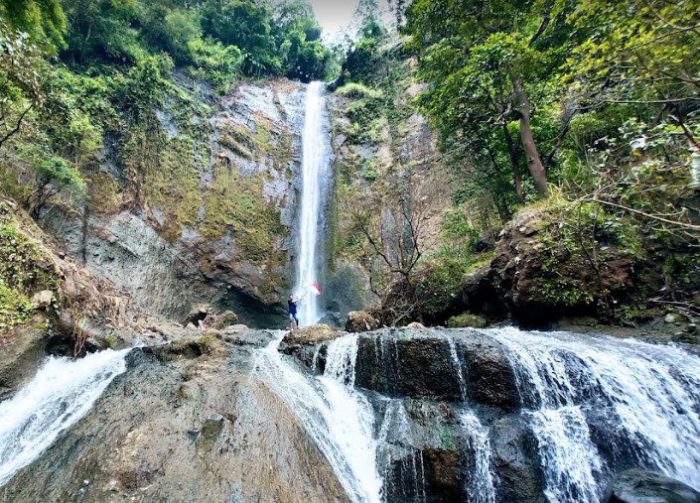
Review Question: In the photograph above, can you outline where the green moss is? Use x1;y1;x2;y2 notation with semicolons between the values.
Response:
419;252;493;317
201;158;286;268
534;200;643;307
0;208;58;331
447;312;488;328
0;281;33;331
146;135;202;241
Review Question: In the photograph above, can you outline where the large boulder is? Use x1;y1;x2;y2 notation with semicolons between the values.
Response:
489;205;641;324
280;325;341;372
345;311;381;333
604;469;700;503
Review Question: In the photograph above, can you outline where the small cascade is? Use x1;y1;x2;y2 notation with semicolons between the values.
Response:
376;400;428;502
256;333;382;503
295;81;331;326
0;349;129;486
460;411;496;503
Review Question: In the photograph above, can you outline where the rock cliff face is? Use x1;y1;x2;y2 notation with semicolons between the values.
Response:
38;79;307;327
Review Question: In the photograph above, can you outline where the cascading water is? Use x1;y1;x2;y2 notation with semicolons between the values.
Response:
492;328;700;501
259;327;700;503
295;81;331;326
0;349;129;486
256;333;382;503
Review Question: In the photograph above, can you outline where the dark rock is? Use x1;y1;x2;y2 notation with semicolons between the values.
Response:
491;415;546;503
355;334;463;401
384;448;465;503
345;310;381;333
459;337;520;412
604;469;700;503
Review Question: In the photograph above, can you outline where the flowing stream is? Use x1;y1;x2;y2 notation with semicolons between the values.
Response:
295;81;331;326
260;327;700;502
0;349;129;486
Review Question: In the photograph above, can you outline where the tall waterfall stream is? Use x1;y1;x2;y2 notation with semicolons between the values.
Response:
295;81;331;327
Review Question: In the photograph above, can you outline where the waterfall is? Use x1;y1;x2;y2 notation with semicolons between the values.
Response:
0;349;129;486
260;327;700;503
491;327;700;501
295;81;331;326
256;333;382;503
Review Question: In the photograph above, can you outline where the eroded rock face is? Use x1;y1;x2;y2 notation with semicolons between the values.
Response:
37;80;308;327
604;469;700;503
0;331;349;503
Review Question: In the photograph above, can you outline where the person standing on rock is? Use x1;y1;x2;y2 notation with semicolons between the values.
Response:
288;295;299;330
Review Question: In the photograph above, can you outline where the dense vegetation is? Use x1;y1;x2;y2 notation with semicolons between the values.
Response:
1;0;698;330
333;0;699;325
0;0;334;214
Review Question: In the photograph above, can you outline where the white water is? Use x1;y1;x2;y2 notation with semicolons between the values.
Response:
295;81;330;326
256;333;382;503
489;327;700;501
0;349;129;486
460;410;497;503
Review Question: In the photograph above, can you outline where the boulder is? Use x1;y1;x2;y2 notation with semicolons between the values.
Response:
283;325;340;346
30;290;54;310
184;304;212;327
345;310;380;333
204;310;238;330
280;325;340;373
604;469;700;503
458;337;520;411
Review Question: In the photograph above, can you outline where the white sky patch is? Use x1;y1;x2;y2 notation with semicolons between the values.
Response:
307;0;391;42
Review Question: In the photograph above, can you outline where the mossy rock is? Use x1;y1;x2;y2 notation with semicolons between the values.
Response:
447;313;488;329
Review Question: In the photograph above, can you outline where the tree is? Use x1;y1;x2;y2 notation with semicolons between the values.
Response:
564;0;700;148
61;0;143;64
405;0;578;197
0;20;45;149
273;0;330;81
201;0;280;76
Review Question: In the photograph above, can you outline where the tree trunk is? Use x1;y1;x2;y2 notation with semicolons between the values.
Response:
502;122;523;199
511;73;548;196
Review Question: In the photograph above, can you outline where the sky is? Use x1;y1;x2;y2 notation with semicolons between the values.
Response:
308;0;390;41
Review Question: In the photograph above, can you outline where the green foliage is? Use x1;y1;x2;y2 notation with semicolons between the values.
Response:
447;312;488;328
32;152;86;192
0;208;58;329
0;0;66;54
337;82;383;100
